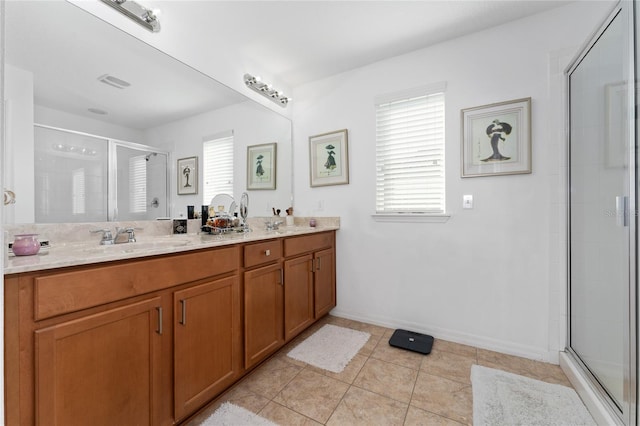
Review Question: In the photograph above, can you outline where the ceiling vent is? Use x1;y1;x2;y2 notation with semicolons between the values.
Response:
98;74;131;89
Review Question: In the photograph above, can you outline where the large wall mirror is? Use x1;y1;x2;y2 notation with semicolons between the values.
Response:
4;0;292;224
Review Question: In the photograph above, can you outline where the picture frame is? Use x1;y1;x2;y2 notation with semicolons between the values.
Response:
461;97;531;177
177;156;198;195
247;143;277;190
309;129;349;187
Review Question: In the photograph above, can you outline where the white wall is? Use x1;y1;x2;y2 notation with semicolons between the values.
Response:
143;100;292;219
291;2;615;362
4;64;34;224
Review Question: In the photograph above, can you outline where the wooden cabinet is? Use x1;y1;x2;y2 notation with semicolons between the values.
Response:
283;254;314;340
5;231;336;425
173;276;241;421
244;261;284;369
313;247;336;318
35;297;162;426
284;232;336;326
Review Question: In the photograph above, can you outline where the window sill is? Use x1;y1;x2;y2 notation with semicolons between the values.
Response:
371;213;451;223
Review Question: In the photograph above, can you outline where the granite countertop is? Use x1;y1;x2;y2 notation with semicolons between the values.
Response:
4;218;339;275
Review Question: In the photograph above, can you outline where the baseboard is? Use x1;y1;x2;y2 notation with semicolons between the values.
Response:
329;309;559;363
559;352;622;426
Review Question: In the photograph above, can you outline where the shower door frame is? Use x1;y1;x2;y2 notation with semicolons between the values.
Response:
566;2;637;425
108;139;171;221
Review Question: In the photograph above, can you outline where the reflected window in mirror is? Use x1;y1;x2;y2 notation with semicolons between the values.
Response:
203;131;234;204
129;155;147;214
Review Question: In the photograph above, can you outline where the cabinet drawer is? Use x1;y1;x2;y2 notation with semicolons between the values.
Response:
244;240;282;268
284;232;333;257
34;246;239;320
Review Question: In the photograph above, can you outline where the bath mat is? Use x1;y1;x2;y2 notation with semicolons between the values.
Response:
471;365;596;426
287;324;370;373
200;402;277;426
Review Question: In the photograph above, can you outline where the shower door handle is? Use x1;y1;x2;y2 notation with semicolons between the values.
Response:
616;196;629;227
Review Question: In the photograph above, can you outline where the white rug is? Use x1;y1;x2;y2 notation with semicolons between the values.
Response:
200;402;277;426
471;365;596;426
287;324;371;373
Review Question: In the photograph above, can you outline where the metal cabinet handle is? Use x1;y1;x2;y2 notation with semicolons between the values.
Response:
179;299;186;325
278;268;283;286
616;195;629;227
315;257;322;271
265;249;271;256
156;307;163;335
309;259;314;273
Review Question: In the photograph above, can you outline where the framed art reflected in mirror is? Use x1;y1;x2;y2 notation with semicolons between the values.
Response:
178;157;198;195
247;143;277;190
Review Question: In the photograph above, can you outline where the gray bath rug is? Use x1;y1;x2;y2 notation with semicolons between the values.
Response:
287;324;370;373
200;402;277;426
471;364;596;426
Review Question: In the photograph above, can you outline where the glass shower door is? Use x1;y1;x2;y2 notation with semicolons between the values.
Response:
568;3;635;422
110;143;169;221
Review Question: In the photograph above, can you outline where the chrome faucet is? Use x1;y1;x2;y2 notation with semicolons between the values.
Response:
115;227;137;244
265;218;284;231
90;229;115;245
90;227;138;245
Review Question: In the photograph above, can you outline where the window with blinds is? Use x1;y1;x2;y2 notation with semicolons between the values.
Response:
203;133;234;205
129;156;147;213
375;86;445;214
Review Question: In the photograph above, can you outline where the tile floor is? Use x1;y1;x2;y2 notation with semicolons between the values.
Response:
186;315;573;426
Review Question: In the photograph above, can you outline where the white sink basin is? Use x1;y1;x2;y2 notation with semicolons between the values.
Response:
81;239;193;254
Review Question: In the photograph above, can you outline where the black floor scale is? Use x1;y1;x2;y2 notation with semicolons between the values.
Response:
388;329;434;355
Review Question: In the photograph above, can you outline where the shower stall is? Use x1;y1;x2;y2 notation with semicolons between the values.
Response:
566;2;637;425
34;125;170;222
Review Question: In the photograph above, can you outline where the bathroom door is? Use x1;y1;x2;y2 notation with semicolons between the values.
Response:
568;2;636;423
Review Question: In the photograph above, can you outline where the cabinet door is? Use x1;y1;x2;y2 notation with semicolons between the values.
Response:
174;276;241;421
244;262;284;369
35;297;162;426
284;255;314;341
314;248;336;318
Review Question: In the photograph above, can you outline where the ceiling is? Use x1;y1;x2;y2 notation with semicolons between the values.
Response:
160;0;575;87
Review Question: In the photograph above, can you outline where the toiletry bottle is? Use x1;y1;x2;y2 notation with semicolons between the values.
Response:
201;205;209;226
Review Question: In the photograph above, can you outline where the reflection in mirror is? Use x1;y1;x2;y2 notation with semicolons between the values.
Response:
34;126;109;223
111;142;170;221
34;125;171;223
4;0;293;224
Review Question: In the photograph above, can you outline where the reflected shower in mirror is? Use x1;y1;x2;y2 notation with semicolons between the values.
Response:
4;0;293;224
34;125;170;223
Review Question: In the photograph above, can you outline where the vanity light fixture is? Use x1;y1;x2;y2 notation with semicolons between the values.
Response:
100;0;161;33
244;74;291;108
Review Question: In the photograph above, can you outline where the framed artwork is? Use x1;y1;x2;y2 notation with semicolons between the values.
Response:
461;97;531;177
309;129;349;187
177;156;198;195
247;143;276;190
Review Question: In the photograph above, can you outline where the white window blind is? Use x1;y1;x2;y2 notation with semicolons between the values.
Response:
203;132;234;205
129;155;147;213
375;87;445;214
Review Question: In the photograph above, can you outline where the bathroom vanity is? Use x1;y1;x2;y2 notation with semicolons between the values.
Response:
4;224;337;425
